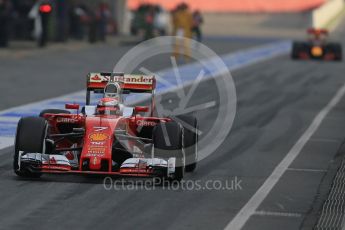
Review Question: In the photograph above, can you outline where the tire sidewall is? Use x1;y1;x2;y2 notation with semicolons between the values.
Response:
13;117;48;177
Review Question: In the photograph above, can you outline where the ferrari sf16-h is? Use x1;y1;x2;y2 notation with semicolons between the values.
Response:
13;72;198;181
291;28;342;61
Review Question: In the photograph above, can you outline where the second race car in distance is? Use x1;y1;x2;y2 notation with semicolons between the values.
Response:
291;28;342;61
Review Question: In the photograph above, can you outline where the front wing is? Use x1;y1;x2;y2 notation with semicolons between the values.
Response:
19;153;176;178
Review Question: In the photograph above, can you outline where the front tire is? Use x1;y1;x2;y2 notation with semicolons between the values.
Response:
177;115;198;172
291;42;307;60
327;43;343;61
291;42;300;59
14;117;48;178
153;122;185;181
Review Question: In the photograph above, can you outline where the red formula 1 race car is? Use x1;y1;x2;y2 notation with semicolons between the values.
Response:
291;28;342;61
13;72;198;181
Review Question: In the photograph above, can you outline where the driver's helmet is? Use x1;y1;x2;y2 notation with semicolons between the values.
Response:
104;82;120;98
96;81;123;115
96;97;119;115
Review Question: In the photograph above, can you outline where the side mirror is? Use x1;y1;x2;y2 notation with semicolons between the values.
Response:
134;106;149;113
123;107;134;117
65;103;80;110
84;105;96;116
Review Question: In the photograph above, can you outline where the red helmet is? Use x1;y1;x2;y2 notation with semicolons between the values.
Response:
96;97;119;115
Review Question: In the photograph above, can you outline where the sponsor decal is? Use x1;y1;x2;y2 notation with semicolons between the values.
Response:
86;153;102;157
42;165;71;171
90;141;106;146
136;120;156;126
91;74;102;81
92;157;98;165
87;147;106;155
50;156;57;164
89;74;153;85
56;117;77;123
115;75;153;85
94;126;108;132
89;133;108;141
89;74;107;83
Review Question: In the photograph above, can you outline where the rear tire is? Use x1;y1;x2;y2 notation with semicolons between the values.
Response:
14;117;48;178
176;115;198;172
153;122;185;181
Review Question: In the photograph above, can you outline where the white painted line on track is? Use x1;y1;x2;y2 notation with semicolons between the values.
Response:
287;168;327;173
224;82;345;230
254;210;302;218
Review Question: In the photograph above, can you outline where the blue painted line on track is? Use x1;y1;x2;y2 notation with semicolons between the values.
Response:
204;35;283;43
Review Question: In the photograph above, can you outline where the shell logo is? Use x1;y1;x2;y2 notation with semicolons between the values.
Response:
89;133;108;141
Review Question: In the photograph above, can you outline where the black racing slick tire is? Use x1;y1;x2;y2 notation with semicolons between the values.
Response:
153;122;185;181
335;44;343;61
291;42;307;60
327;43;343;61
13;117;48;178
291;42;300;59
39;109;70;117
176;115;198;172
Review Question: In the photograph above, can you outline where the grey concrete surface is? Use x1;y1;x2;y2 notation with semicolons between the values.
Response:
0;21;345;230
203;13;313;39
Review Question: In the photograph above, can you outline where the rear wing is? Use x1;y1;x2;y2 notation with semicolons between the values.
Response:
307;28;328;35
87;72;156;93
86;72;156;108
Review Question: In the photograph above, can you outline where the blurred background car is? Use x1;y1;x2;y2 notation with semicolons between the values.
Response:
129;3;169;40
291;28;342;61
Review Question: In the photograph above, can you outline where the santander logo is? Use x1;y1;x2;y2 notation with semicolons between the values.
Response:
89;73;154;85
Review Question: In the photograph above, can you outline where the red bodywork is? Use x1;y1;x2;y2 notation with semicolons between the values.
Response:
41;112;170;176
38;73;170;177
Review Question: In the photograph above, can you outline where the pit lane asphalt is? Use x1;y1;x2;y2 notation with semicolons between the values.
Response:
1;27;345;230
